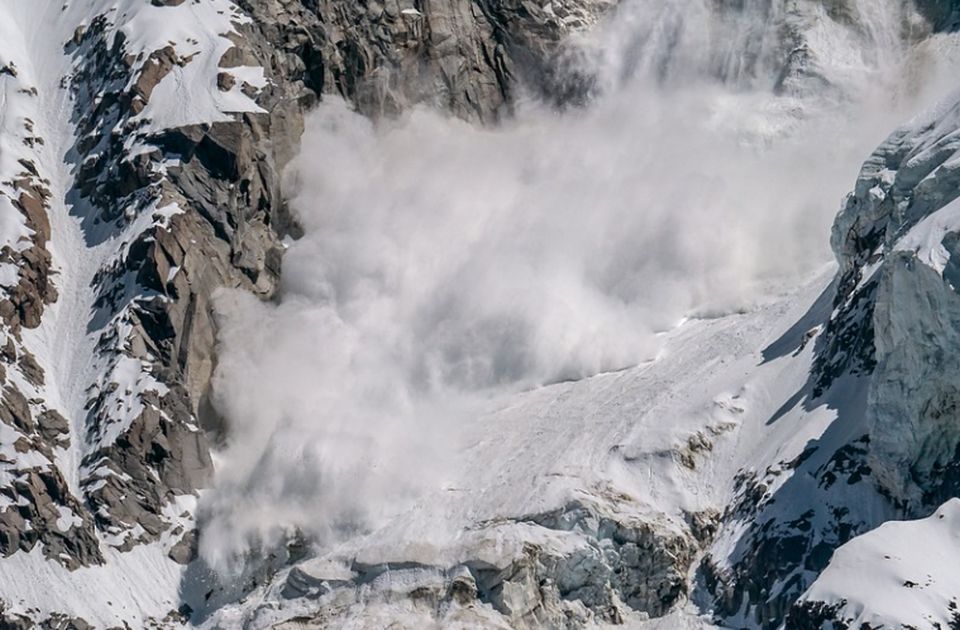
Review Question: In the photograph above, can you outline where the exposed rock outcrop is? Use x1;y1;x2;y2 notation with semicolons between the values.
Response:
704;38;960;630
11;0;616;565
827;93;960;508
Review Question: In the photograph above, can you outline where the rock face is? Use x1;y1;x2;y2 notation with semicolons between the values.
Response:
828;96;960;509
234;0;615;124
1;0;960;628
703;48;960;630
0;0;619;624
915;0;960;30
762;86;960;630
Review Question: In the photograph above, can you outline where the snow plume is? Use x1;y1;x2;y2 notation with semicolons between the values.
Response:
198;0;956;572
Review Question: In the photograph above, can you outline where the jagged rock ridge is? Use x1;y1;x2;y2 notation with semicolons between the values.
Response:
0;0;959;628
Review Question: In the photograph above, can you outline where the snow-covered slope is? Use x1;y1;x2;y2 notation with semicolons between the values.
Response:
202;267;836;629
793;499;960;628
1;0;960;628
0;0;274;625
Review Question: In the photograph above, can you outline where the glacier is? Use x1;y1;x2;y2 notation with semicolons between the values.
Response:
0;0;958;628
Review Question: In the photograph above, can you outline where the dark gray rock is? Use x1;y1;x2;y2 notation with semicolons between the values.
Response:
33;0;616;560
169;529;198;565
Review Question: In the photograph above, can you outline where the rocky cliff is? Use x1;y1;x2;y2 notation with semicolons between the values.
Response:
1;0;960;628
0;0;619;626
778;73;960;630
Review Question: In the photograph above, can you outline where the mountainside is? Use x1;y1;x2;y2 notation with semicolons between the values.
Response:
0;0;960;628
0;1;614;626
789;80;960;630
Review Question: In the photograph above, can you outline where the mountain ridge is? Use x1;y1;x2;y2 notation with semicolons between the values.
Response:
1;0;960;628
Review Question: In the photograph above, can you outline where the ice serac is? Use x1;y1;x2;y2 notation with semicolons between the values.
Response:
778;87;960;628
701;90;960;630
262;499;702;629
828;93;960;507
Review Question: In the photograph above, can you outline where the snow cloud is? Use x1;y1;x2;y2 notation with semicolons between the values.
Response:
196;0;957;573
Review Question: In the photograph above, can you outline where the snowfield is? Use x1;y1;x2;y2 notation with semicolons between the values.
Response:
798;498;960;628
1;0;960;628
201;267;838;628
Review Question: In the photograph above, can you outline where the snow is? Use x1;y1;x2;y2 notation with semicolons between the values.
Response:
88;354;171;450
0;493;198;627
0;0;265;625
0;0;958;626
0;263;19;288
0;0;265;483
203;267;839;627
440;267;824;533
55;506;83;533
153;201;185;228
0;544;185;627
799;498;960;628
0;5;51;259
894;196;960;274
114;0;264;130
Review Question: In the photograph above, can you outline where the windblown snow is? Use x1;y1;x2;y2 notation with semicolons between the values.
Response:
1;0;960;628
205;0;958;578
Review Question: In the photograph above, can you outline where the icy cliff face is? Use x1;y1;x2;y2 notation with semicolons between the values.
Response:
784;79;960;630
0;0;959;628
830;93;960;508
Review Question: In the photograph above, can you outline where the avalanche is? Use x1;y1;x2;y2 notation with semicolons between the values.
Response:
0;0;960;628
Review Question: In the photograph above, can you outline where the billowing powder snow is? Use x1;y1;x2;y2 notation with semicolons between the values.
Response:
200;0;960;573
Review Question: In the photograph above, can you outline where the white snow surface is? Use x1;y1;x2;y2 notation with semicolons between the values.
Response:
204;268;836;628
799;498;960;628
0;0;262;477
0;495;199;627
895;196;960;274
119;0;266;130
1;0;960;627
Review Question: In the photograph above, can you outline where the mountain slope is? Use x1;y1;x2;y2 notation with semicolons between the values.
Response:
0;0;960;628
787;83;960;630
0;0;618;626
